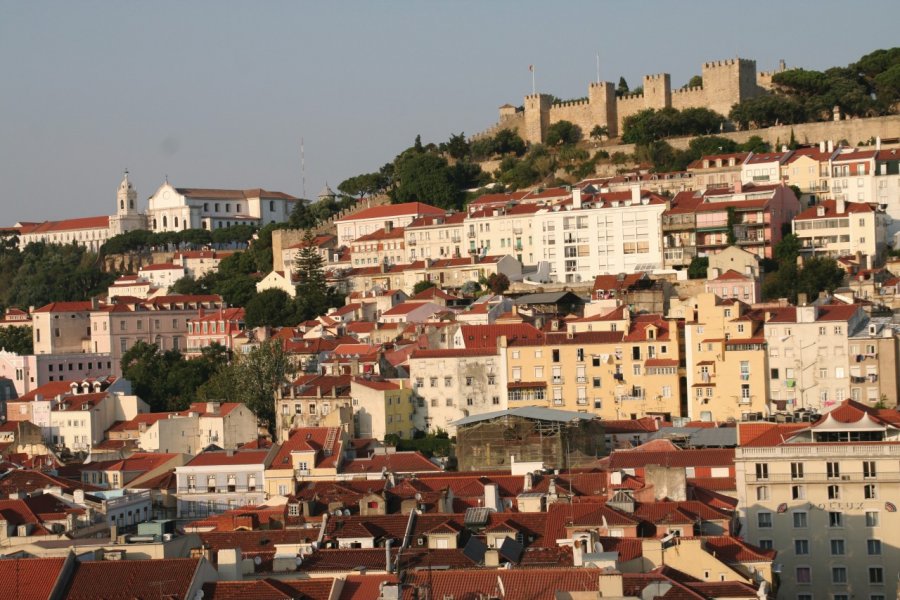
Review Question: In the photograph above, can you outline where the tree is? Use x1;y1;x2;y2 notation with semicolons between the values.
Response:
443;132;470;160
0;326;33;355
486;273;510;295
545;121;582;146
492;129;526;156
616;77;630;97
392;152;461;210
202;339;296;434
294;229;338;321
244;289;298;328
413;280;436;295
686;75;703;88
590;125;609;140
687;257;708;279
796;256;845;301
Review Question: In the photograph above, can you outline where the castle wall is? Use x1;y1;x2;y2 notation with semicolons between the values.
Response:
548;101;593;139
616;93;649;134
670;86;706;111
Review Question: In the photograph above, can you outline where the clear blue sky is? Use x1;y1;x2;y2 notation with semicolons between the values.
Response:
2;1;898;222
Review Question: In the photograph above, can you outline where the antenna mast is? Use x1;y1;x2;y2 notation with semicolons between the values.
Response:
301;137;307;199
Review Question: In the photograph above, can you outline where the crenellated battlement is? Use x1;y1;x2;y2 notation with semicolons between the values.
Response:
703;58;756;69
482;56;768;144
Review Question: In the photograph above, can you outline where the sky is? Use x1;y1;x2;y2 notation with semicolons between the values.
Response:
2;1;899;222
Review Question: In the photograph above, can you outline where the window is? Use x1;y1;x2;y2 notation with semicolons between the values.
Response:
869;567;883;585
867;539;882;555
863;460;876;478
756;486;769;501
832;566;847;584
755;463;769;480
770;368;779;380
865;484;877;499
552;349;560;362
758;539;773;550
865;511;879;527
829;511;843;527
793;511;808;528
444;377;452;387
757;512;772;528
796;567;811;584
430;377;437;388
828;484;841;499
466;376;474;386
830;539;845;555
791;462;804;479
794;539;809;555
827;461;840;479
791;485;806;500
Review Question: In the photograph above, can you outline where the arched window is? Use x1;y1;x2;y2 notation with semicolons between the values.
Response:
152;219;157;229
120;200;124;210
162;216;167;228
174;216;179;228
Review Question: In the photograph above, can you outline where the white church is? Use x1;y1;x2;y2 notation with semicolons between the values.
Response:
15;173;300;251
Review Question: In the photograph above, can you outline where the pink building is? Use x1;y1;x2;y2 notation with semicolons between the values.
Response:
185;307;246;355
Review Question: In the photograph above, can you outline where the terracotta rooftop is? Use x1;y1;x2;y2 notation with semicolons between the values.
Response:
64;558;201;600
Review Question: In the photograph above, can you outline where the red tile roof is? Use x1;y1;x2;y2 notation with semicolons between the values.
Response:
795;199;873;220
341;451;441;474
186;448;271;467
338;575;401;600
337;202;444;222
176;187;298;200
403;567;605;600
352;227;405;242
457;324;544;348
0;557;68;600
19;215;109;235
31;301;94;314
202;578;334;600
64;558;201;600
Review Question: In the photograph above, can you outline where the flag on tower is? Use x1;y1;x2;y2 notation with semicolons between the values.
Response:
528;64;534;72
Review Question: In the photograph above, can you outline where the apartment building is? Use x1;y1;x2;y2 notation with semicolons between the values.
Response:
683;293;769;421
341;255;522;296
350;377;414;440
175;446;278;517
349;224;406;267
535;188;667;283
408;348;506;434
686;153;747;190
405;212;466;262
137;263;187;293
501;315;681;421
735;402;900;600
739;151;790;186
793;199;887;259
89;294;225;369
32;301;94;355
185;307;246;355
763;302;879;413
335;202;445;245
780;146;832;197
275;374;351;442
138;401;259;454
465;203;541;266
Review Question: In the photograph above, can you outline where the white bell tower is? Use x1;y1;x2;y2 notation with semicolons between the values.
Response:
117;169;138;216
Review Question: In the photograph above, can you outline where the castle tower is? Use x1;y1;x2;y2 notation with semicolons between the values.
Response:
642;74;672;111
701;58;760;117
523;94;553;144
588;81;618;137
117;170;138;216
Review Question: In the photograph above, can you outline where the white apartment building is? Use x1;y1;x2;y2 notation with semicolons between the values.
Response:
764;303;870;413
335;202;445;245
405;213;466;262
408;348;506;434
139;402;259;455
740;151;790;186
137;263;187;293
534;188;667;283
465;203;541;265
793;199;887;259
146;182;299;232
175;446;277;517
735;403;900;600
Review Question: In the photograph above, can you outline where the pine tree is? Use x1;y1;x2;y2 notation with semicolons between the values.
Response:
294;229;330;320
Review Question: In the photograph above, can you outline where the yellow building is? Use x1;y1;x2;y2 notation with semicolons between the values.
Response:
350;377;414;440
501;314;682;420
264;426;347;496
683;293;769;421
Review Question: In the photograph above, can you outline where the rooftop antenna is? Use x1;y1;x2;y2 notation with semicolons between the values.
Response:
301;137;307;199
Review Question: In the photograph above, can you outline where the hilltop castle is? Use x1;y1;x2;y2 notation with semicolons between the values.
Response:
481;57;785;144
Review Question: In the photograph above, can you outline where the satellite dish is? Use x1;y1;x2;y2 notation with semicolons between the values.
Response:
333;509;342;516
415;493;422;501
295;556;303;566
594;542;604;553
253;556;262;566
343;509;351;516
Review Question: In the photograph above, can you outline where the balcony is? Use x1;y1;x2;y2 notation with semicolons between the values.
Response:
407;238;417;246
451;236;461;243
744;472;900;483
467;231;476;239
616;394;645;402
552;376;564;384
513;227;523;235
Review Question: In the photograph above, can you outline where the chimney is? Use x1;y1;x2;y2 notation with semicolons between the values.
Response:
735;179;743;193
524;471;533;492
630;186;641;204
816;205;826;217
866;254;873;270
836;197;846;215
798;292;808;307
385;538;393;573
819;141;826;153
598;573;625;597
484;483;501;512
876;136;881;151
827;140;834;153
384;221;393;233
484;549;500;567
572;188;582;209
